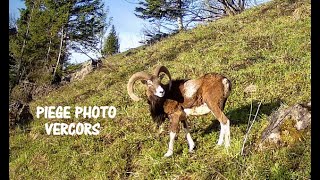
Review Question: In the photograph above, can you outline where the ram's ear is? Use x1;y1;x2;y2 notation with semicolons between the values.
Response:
159;73;166;80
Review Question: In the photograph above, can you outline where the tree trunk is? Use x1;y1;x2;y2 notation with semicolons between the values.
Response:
53;27;64;79
177;0;184;31
16;2;36;85
239;0;245;11
46;32;53;63
177;16;184;31
220;0;238;16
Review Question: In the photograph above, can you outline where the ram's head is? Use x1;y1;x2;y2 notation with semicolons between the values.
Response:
127;65;172;101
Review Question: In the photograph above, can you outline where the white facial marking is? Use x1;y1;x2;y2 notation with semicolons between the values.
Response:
184;80;200;98
154;85;165;97
164;131;176;157
184;103;211;116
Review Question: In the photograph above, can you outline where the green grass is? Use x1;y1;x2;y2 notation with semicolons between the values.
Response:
10;0;311;179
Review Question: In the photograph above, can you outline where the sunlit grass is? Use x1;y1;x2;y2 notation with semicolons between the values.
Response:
9;0;310;179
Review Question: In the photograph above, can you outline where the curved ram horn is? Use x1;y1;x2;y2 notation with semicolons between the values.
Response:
153;65;172;90
127;71;152;101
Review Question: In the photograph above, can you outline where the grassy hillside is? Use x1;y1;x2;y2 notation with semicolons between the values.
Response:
10;0;311;179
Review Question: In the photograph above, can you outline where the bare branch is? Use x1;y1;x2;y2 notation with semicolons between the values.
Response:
241;100;262;156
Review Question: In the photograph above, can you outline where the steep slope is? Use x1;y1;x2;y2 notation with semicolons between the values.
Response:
10;0;310;179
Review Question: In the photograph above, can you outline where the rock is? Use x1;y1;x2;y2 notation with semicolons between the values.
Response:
267;131;281;144
260;101;311;144
62;59;102;83
9;101;33;128
71;61;93;81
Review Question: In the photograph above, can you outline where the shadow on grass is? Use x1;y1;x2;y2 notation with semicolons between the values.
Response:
200;99;282;136
169;99;282;156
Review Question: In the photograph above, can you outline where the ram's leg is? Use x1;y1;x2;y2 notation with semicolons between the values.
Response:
219;99;230;147
217;122;225;145
217;119;230;147
224;120;230;147
206;101;231;148
182;119;195;153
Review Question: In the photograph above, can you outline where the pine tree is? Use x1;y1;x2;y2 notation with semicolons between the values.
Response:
9;0;109;87
102;25;120;57
67;0;108;54
53;0;109;81
135;0;192;31
9;13;18;92
135;0;249;37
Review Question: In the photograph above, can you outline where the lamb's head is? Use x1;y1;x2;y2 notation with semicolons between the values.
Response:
127;65;172;101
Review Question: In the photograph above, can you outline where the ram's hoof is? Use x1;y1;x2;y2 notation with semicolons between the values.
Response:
188;145;195;153
159;127;165;134
164;151;173;157
225;142;230;148
189;143;195;151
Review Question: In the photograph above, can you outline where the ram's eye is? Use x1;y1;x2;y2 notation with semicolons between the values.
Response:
147;80;153;86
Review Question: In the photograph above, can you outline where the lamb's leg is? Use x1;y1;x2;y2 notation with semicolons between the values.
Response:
182;120;195;153
164;110;184;157
158;123;165;134
164;131;176;157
